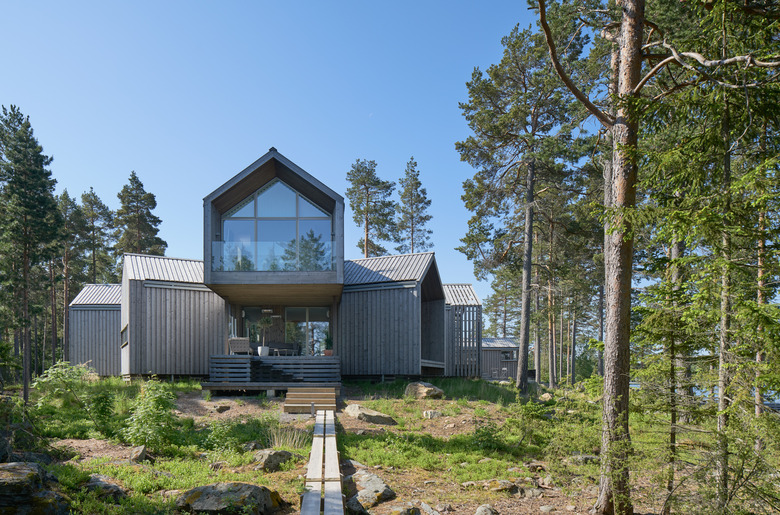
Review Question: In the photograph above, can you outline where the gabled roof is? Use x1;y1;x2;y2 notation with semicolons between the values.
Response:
203;147;344;215
482;337;519;349
123;254;204;283
443;284;481;306
344;252;436;286
70;284;121;306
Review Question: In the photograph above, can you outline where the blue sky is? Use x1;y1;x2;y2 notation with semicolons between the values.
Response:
2;1;537;303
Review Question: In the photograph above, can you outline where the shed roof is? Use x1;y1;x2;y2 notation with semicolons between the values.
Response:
344;252;436;286
443;283;481;306
70;284;121;306
123;254;204;283
482;337;519;349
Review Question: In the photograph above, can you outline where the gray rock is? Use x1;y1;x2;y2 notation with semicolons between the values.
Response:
461;481;477;488
524;487;544;498
352;469;395;507
215;405;230;413
540;506;556;513
130;445;147;463
435;504;453;513
0;462;69;513
474;505;498;515
483;479;517;493
346;495;370;514
423;410;443;419
242;441;262;452
565;506;576;512
539;392;554;402
175;482;284;513
85;474;128;501
404;382;444;399
253;449;294;472
478;457;492;464
341;459;368;469
526;461;546;472
388;506;421;515
570;452;599;465
344;404;397;425
420;501;439;515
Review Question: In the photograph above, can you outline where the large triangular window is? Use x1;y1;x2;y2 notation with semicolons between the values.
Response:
215;179;333;272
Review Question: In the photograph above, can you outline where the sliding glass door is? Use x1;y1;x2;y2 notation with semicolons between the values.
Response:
285;307;329;356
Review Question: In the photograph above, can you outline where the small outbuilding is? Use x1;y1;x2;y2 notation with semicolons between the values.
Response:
69;284;122;376
121;254;227;377
481;337;519;380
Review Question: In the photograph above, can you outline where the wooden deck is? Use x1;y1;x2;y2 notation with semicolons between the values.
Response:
202;355;341;394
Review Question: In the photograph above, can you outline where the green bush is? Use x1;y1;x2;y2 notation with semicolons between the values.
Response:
123;379;177;451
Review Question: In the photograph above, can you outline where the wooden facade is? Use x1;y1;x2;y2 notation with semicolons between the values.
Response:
69;284;121;376
338;253;446;377
444;284;482;377
121;254;227;377
481;337;519;380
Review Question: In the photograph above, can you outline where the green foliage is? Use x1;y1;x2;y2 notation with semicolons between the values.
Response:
123;379;176;451
114;170;167;257
345;158;396;257
395;156;433;253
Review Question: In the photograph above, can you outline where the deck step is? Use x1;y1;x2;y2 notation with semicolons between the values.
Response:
284;386;338;414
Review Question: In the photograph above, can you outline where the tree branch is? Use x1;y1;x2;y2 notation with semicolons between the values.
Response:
537;0;615;128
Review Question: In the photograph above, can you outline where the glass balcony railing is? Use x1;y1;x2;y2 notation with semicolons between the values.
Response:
212;241;334;272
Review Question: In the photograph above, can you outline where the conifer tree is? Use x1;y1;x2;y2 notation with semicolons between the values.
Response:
345;159;396;258
114;171;167;258
395;157;432;254
57;190;88;360
81;187;116;283
0;105;62;402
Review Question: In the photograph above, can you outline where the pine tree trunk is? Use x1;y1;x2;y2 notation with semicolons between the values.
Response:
63;248;70;361
535;259;542;384
598;283;605;377
517;159;536;392
22;246;30;404
558;296;564;384
755;124;767;452
50;260;57;366
548;277;556;389
570;308;576;385
595;3;643;512
716;90;731;512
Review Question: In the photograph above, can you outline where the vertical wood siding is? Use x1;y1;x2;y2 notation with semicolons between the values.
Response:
445;304;482;377
69;308;121;376
338;286;420;376
125;281;227;376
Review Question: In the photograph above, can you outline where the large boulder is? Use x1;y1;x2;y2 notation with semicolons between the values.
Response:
175;482;284;514
0;462;70;514
344;404;397;425
85;474;127;501
404;382;444;399
253;450;294;472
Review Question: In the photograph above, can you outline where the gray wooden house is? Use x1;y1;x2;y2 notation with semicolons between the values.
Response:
481;337;519;380
69;284;121;376
70;148;483;384
444;283;482;377
339;253;446;377
120;254;227;377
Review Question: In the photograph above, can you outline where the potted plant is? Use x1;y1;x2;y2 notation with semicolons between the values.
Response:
258;317;273;356
323;332;333;356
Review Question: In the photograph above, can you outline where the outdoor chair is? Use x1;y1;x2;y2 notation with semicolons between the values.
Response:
228;337;253;355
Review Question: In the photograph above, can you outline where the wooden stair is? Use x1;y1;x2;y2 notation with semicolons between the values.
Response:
284;387;338;414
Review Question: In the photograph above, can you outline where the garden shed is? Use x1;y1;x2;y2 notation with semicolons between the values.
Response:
444;283;482;377
120;254;227;378
338;253;446;377
481;337;519;380
69;284;122;376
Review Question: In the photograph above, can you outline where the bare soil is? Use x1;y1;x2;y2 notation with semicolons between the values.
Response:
50;389;661;514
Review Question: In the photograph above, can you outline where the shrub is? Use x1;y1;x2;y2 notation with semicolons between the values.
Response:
123;379;177;451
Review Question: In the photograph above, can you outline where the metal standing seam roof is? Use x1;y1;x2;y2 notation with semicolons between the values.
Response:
70;284;122;306
443;283;481;306
123;254;204;283
344;252;436;286
482;337;519;349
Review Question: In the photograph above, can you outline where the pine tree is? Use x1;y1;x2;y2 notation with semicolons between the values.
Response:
81;187;117;283
395;157;432;254
57;190;88;361
345;159;396;258
0;105;62;402
114;171;167;258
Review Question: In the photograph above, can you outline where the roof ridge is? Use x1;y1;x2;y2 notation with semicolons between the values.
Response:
349;251;435;262
124;253;204;263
